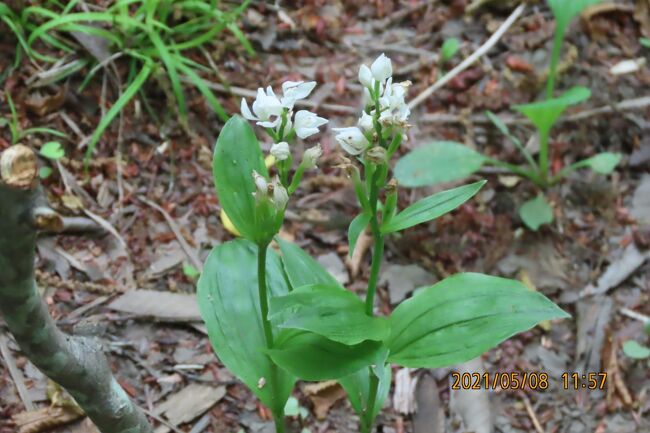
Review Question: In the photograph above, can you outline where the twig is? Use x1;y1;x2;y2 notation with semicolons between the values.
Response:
420;95;650;125
140;408;185;433
619;307;650;324
0;333;35;411
522;395;545;433
138;196;203;271
408;3;526;109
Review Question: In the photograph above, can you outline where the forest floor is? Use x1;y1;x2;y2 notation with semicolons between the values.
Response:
1;1;649;433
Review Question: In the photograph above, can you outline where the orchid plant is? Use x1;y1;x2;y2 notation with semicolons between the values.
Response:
394;0;620;230
198;55;568;433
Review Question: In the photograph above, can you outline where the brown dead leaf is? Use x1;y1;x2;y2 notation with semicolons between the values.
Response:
304;380;347;420
635;0;650;38
605;337;633;410
346;229;373;279
24;88;66;117
13;406;84;433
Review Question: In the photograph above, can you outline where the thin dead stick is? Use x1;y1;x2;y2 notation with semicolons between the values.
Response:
408;3;526;109
138;196;203;271
420;95;650;125
619;307;650;323
0;333;35;411
522;395;545;433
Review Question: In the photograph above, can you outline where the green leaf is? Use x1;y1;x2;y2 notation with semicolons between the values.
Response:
276;238;341;289
213;116;268;243
269;284;390;345
39;166;53;179
182;262;200;280
349;212;371;257
513;86;591;134
197;239;295;415
623;340;650;359
440;38;460;62
267;330;385;381
572;152;621;175
548;0;603;34
284;396;300;417
39;141;65;160
519;194;554;231
394;141;486;187
339;361;391;422
387;273;569;368
641;37;650;49
86;62;152;162
381;180;485;234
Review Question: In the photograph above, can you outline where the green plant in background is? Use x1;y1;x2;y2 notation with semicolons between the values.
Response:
0;2;32;80
641;37;650;49
20;0;253;161
394;0;620;231
439;37;460;75
38;140;65;178
198;54;569;433
623;320;650;362
1;92;67;145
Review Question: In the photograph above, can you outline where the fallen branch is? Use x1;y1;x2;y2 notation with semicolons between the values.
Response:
0;145;153;433
408;3;527;109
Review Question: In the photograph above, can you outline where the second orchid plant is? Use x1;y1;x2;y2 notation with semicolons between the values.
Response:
198;55;568;433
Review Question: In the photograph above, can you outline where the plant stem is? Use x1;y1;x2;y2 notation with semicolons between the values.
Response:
364;170;384;317
257;242;285;433
545;28;564;100
538;128;550;186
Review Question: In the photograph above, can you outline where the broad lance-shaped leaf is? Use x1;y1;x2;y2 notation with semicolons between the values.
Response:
548;0;603;33
213;115;268;242
519;194;553;231
387;273;569;368
381;181;485;234
197;239;295;415
513;87;591;134
348;212;371;257
269;284;389;345
276;237;341;289
395;141;486;187
570;152;621;175
339;358;391;422
267;330;385;381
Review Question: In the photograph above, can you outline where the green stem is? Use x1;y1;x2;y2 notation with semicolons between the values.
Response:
257;243;285;433
546;27;565;100
538;128;550;186
364;169;384;317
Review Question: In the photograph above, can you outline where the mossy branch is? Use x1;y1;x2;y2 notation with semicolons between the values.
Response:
0;145;153;433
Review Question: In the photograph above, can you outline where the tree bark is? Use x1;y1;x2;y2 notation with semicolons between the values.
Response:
0;145;153;433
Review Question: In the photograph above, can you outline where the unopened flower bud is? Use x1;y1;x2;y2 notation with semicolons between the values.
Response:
365;146;387;164
253;170;267;193
270;142;290;161
358;111;374;132
358;64;373;88
371;53;392;82
272;182;289;210
302;144;323;169
386;178;398;194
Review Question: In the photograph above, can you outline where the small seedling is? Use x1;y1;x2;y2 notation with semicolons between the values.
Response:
439;37;460;75
198;54;568;433
394;0;618;230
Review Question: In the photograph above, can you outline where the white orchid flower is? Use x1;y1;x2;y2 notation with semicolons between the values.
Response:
241;88;284;128
358;111;374;131
281;81;317;109
251;170;269;203
333;127;370;156
294;110;328;139
358;64;373;88
302;144;323;169
371;53;392;82
270;142;290;161
378;79;411;125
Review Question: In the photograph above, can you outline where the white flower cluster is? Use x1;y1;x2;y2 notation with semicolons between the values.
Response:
241;81;328;163
333;54;411;156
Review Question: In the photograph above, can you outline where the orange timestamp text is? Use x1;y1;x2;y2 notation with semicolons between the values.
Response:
451;372;549;390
